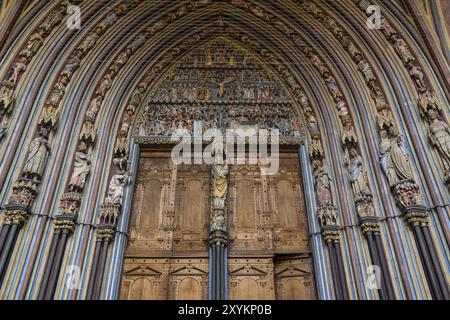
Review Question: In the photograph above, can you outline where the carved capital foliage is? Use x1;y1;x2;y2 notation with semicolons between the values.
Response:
208;230;228;246
96;226;116;241
322;225;340;243
402;206;429;228
54;214;77;233
2;208;29;226
360;216;381;236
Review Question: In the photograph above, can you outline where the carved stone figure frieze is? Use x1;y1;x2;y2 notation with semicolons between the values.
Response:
20;31;44;60
40;10;63;33
39;104;60;128
409;65;426;92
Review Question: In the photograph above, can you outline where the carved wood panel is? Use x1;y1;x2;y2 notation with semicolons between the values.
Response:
120;257;208;300
121;147;316;300
274;255;316;300
173;163;210;251
228;258;275;300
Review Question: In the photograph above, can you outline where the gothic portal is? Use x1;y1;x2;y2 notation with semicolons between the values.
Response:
0;0;449;300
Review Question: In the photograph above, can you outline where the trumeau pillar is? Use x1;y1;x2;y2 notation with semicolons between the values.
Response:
208;138;229;301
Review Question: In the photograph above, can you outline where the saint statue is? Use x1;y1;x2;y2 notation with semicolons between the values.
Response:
0;82;15;115
313;160;332;205
212;163;228;209
427;109;450;169
23;129;49;179
211;137;228;209
379;130;415;187
105;169;131;206
346;148;371;198
68;142;91;191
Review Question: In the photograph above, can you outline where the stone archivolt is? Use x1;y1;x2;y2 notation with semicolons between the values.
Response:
0;0;448;300
291;0;429;226
1;1;138;244
0;1;66;140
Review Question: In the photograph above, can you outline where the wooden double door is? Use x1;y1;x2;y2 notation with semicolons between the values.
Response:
119;147;316;300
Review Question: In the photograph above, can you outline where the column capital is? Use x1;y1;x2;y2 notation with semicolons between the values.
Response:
322;225;340;243
95;224;115;241
360;216;381;236
2;205;29;226
402;205;429;228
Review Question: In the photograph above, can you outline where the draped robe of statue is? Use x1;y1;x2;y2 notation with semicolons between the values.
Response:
23;134;49;179
213;163;228;208
348;150;371;198
380;133;415;187
428;110;450;169
105;172;129;206
68;148;91;191
314;163;332;205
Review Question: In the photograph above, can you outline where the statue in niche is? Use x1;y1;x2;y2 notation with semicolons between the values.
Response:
129;33;146;51
86;96;102;119
0;82;15;116
358;60;376;84
96;74;112;96
394;39;415;65
211;138;228;210
307;115;319;135
78;33;99;54
20;31;44;59
313;160;333;205
80;119;96;143
427;109;450;169
105;158;131;206
48;77;67;105
379;129;415;187
68;142;91;191
62;56;80;78
212;163;228;210
40;10;63;33
22;128;50;180
40;104;59;128
7;58;27;84
346;148;371;198
409;65;426;92
325;75;342;101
